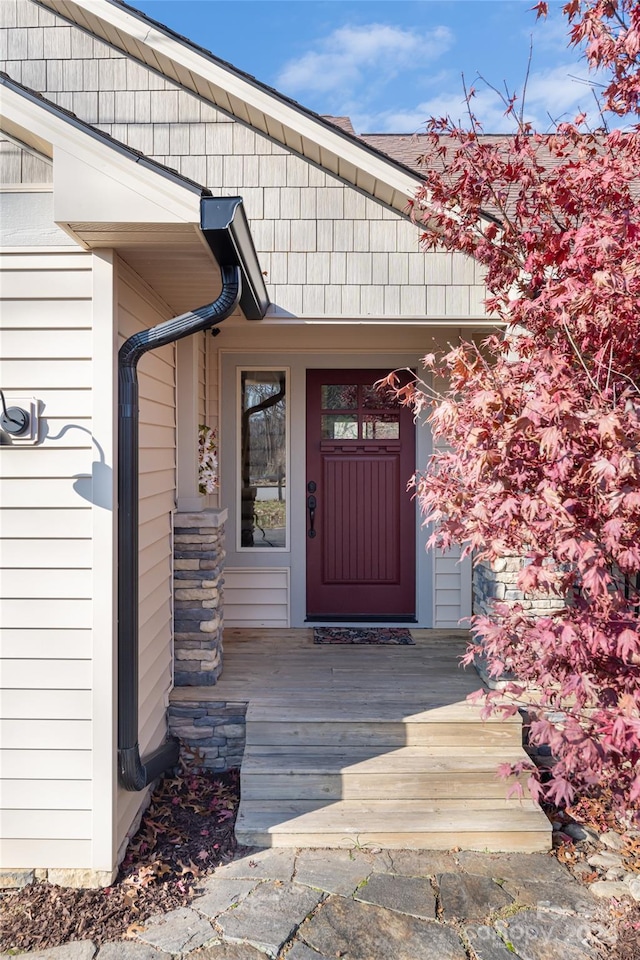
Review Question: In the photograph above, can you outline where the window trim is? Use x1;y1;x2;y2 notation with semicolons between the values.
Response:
236;365;290;553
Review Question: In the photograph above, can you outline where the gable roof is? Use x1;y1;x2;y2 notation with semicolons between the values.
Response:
0;71;207;197
1;71;268;316
360;132;580;179
37;0;432;221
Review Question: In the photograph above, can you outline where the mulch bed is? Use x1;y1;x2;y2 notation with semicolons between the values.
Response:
547;793;640;960
611;907;640;960
0;766;248;954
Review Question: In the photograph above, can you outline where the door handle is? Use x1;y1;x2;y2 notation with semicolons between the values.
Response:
307;494;317;538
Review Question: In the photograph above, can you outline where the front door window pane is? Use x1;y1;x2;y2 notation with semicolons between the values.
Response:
362;383;400;410
240;370;286;548
362;414;400;439
321;384;358;409
321;415;358;439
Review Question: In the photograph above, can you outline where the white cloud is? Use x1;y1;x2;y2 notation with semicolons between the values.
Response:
274;18;607;136
375;88;505;134
362;62;602;134
524;63;596;120
276;22;453;99
529;10;575;55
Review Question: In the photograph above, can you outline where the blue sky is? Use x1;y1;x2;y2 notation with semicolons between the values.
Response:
132;1;599;133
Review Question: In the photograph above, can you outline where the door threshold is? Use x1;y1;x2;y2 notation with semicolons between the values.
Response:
306;615;418;624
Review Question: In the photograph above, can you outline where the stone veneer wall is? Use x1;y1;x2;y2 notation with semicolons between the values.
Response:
473;555;564;689
473;556;564;618
172;510;226;685
168;698;247;772
169;509;247;770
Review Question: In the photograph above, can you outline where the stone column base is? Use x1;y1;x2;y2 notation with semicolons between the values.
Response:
168;698;247;772
173;509;227;686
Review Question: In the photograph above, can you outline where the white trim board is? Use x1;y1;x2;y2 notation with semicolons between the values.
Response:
1;84;203;230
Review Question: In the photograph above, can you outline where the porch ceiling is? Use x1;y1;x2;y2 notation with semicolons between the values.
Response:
65;220;243;316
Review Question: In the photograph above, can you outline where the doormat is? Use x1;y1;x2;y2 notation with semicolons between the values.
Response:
313;627;414;645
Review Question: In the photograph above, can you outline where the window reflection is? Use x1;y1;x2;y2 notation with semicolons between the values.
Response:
362;414;400;439
321;415;358;439
321;384;358;409
362;383;400;410
240;371;286;548
319;381;401;441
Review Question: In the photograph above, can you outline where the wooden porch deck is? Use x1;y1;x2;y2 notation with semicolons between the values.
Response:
189;628;483;701
171;628;551;852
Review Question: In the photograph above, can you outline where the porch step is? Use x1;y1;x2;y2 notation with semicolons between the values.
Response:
241;745;527;800
236;698;551;852
245;698;524;748
235;798;551;852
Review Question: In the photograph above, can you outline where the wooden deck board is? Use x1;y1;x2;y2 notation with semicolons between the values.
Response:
239;797;546;825
173;627;480;705
245;745;523;764
241;745;528;800
246;699;521;724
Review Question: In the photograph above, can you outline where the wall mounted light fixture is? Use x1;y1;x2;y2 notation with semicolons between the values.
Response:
0;390;39;445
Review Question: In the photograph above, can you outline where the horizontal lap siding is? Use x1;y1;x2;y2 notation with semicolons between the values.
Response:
432;422;469;627
116;260;176;853
0;249;93;867
0;840;91;870
224;569;290;628
435;549;465;627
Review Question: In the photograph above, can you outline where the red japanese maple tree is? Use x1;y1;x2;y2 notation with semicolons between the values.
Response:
408;0;640;815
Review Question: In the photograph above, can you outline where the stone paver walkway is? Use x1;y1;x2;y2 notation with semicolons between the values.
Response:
0;847;619;960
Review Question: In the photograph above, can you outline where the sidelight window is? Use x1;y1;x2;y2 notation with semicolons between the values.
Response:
239;369;288;549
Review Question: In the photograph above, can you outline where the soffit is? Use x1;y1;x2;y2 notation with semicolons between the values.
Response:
0;114;54;160
69;221;236;315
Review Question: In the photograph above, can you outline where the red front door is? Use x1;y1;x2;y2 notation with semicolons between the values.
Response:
306;369;416;620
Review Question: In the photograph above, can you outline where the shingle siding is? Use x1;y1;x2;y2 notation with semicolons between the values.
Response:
1;1;489;319
0;137;52;183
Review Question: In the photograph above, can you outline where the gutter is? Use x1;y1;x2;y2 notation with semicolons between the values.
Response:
118;198;268;791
